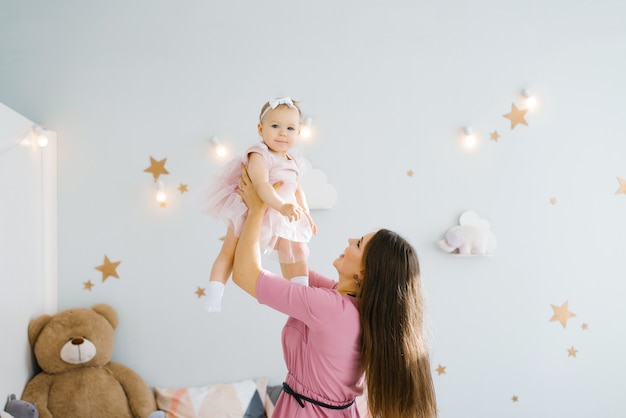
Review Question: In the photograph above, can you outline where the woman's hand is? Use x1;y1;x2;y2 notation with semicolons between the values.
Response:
238;165;270;212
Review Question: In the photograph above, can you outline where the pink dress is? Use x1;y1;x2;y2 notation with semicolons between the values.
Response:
256;270;364;418
203;142;313;262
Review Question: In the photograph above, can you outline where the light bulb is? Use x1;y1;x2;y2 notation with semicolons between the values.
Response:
37;134;49;147
210;136;228;159
215;143;227;157
522;89;537;109
465;134;476;149
300;126;312;139
34;125;49;147
156;181;167;203
463;127;477;150
300;117;313;139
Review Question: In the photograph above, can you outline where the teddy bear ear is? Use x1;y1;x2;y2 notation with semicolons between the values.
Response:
28;314;53;347
92;303;119;329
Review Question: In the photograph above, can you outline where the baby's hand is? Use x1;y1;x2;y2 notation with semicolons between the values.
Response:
280;203;302;222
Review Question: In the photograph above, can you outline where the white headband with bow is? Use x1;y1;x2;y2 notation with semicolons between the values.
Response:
260;97;296;121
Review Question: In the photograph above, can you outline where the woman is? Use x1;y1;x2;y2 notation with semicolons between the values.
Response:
232;167;437;418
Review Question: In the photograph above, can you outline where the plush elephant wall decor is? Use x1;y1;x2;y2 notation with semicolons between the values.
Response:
439;211;497;256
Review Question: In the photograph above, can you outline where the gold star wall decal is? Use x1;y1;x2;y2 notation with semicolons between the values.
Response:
159;201;167;208
615;177;626;195
436;365;446;375
178;183;188;193
582;323;589;330
512;395;519;402
144;156;169;181
550;301;576;328
550;197;558;205
83;280;94;291
95;255;121;282
407;170;414;177
195;287;206;298
567;346;578;357
503;103;528;129
490;131;500;142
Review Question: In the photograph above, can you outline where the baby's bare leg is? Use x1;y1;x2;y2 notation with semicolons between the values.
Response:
280;260;308;280
205;227;238;312
277;239;309;286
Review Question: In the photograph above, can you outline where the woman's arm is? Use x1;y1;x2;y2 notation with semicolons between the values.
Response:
309;270;337;289
232;166;269;298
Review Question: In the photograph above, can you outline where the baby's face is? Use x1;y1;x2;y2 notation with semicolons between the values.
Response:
258;106;300;156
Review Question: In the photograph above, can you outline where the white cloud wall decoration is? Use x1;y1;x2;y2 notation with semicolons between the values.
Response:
299;158;337;210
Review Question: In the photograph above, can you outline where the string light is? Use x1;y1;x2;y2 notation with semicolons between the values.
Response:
155;180;167;204
33;125;49;148
462;126;477;150
300;116;313;140
0;124;50;156
522;89;537;109
210;136;228;159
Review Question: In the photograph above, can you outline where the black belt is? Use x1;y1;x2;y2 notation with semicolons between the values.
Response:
282;382;355;410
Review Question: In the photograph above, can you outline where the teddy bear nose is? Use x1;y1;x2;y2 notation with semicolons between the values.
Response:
71;337;84;345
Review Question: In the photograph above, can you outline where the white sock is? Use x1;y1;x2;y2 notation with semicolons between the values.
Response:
204;282;225;313
290;275;309;286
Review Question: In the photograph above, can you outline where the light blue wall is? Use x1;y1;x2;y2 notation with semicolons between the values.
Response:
2;1;625;416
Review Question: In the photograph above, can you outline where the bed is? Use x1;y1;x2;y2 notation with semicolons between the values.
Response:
154;377;369;417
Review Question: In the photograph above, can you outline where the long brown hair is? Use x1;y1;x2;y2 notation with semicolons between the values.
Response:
359;229;437;418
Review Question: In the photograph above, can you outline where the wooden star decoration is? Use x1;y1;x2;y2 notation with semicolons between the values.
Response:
195;287;206;298
407;170;414;177
550;197;558;205
503;103;528;129
567;346;578;358
95;255;121;282
490;131;500;142
144;156;169;181
436;365;446;375
83;280;94;291
550;301;576;328
582;322;589;330
615;177;626;195
512;395;519;403
178;183;188;194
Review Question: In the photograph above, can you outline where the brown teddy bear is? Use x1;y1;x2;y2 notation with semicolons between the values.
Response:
21;304;164;418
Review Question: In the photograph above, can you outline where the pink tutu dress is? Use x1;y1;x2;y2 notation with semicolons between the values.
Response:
203;142;312;263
